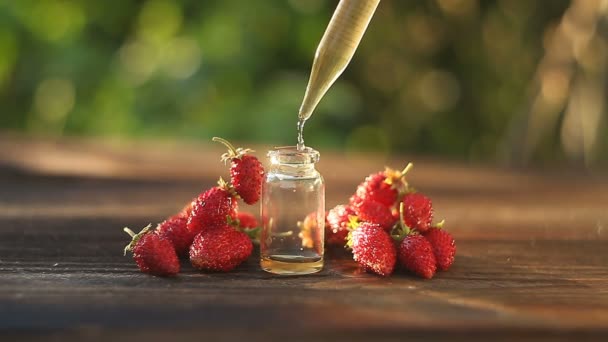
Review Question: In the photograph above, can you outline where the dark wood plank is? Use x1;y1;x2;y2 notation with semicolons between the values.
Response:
1;136;608;340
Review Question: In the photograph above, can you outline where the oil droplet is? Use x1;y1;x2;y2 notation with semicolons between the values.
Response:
297;118;306;151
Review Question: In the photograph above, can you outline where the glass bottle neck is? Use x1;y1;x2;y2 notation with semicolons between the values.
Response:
269;163;318;178
266;146;320;178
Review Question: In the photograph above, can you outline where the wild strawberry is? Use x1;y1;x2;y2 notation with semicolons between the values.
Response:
123;225;180;277
398;234;436;279
236;211;259;228
393;202;436;279
227;211;262;245
326;205;354;246
347;221;396;277
189;225;253;272
180;197;196;218
424;223;456;271
234;211;261;243
155;214;194;257
350;163;413;208
213;137;264;205
355;199;396;230
187;181;238;235
401;192;433;233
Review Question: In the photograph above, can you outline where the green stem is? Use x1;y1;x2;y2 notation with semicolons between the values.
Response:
123;224;152;255
123;227;136;238
212;137;237;155
399;202;410;236
401;162;413;176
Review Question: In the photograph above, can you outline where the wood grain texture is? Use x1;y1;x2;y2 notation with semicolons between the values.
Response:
1;136;607;341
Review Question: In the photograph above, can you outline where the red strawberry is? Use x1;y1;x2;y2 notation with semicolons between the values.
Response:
236;211;259;228
424;224;456;271
398;234;436;279
326;205;354;246
348;221;396;277
155;214;194;257
350;163;413;208
123;225;180;277
187;182;238;235
213;137;264;205
189;225;253;272
180;197;196;218
355;200;396;230
401;192;433;233
235;211;261;243
393;202;436;279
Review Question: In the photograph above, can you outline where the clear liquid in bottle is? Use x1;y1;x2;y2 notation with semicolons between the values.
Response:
261;147;325;275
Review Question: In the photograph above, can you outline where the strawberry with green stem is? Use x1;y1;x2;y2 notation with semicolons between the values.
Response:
400;192;434;233
187;179;238;235
326;205;354;246
347;217;397;277
350;163;413;209
212;137;265;205
392;202;436;279
235;211;259;229
227;211;261;244
424;220;456;271
124;224;180;277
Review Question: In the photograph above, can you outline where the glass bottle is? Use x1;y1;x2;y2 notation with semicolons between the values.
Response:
260;146;325;275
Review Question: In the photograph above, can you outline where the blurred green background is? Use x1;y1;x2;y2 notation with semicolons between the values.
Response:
1;0;607;166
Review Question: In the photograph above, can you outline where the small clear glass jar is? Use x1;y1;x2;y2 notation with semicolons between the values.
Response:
260;146;325;275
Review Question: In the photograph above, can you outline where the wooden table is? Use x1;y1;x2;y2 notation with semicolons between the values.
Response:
1;135;607;341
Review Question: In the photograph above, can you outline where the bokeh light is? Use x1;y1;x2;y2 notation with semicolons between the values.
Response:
31;78;75;134
0;0;606;167
0;28;17;89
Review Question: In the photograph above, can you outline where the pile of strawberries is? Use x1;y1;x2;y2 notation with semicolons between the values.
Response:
123;137;455;279
325;163;456;278
123;137;265;277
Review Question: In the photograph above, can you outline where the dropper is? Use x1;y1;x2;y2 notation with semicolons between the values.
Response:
297;0;381;150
